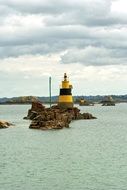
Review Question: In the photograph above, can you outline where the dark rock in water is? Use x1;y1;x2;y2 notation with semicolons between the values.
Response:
83;112;97;119
0;120;12;129
101;96;116;106
25;101;96;130
102;102;115;106
79;98;94;106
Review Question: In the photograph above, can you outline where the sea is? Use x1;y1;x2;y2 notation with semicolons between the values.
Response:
0;103;127;190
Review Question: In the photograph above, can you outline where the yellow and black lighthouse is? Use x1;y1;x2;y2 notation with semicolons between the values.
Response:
58;73;73;108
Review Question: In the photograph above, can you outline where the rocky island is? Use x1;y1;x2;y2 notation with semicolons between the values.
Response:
24;101;96;130
101;96;115;106
79;98;94;106
24;73;96;130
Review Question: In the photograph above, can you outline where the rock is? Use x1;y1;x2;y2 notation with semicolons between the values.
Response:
101;96;116;106
83;112;97;119
28;111;38;120
31;101;45;112
25;101;96;130
79;98;94;106
23;117;28;120
29;119;69;130
24;101;45;120
0;120;12;129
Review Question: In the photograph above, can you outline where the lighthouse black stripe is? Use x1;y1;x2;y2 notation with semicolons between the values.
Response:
60;88;72;95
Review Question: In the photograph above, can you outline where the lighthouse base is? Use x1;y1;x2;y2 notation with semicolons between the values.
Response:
58;102;73;109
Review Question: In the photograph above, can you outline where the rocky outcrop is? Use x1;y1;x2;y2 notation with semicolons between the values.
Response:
0;120;12;129
78;98;94;106
24;101;96;130
101;96;115;106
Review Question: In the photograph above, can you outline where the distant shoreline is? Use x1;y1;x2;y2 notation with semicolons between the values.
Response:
0;95;127;105
0;102;127;105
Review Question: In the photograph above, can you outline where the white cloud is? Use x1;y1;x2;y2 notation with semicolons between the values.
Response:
0;54;127;97
111;0;127;14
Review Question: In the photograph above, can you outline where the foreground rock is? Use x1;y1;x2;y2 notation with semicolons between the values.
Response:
0;120;12;129
24;101;96;130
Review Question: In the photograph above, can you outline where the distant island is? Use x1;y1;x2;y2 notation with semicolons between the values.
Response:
0;96;38;104
0;95;127;104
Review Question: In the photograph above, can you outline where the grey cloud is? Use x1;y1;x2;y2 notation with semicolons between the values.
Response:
0;25;127;61
1;24;127;46
0;25;91;47
61;46;127;66
1;0;126;27
1;0;110;15
0;44;56;58
0;0;127;66
0;5;14;15
44;14;127;28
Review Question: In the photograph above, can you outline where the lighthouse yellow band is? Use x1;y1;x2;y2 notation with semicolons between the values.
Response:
62;81;70;88
58;95;73;102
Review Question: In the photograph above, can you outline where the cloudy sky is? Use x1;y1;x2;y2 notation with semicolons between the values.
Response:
0;0;127;97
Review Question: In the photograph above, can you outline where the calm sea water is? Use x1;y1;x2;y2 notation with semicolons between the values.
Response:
0;104;127;190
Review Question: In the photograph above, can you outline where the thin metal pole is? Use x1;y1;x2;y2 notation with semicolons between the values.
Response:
49;76;51;108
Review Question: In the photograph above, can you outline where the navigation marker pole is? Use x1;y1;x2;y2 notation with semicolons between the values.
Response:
49;76;52;108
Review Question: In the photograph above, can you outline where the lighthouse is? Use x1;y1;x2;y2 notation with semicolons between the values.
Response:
58;73;73;108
